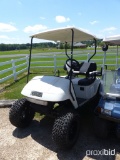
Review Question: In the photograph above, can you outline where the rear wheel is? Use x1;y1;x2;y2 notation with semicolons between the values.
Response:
52;112;80;149
9;98;35;128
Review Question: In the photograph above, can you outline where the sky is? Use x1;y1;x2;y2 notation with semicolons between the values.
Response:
0;0;120;44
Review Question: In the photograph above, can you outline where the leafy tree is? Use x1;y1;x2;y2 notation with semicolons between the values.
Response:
60;43;64;49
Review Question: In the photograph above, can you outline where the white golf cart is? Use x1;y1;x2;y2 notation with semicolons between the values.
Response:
9;27;102;149
94;35;120;138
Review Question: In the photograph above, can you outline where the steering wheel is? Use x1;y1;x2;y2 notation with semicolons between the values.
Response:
66;59;80;70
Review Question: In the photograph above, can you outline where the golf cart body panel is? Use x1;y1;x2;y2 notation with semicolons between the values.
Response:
94;36;120;138
72;78;100;99
98;97;120;120
21;75;78;108
95;70;120;122
21;76;70;101
22;74;101;108
95;35;120;123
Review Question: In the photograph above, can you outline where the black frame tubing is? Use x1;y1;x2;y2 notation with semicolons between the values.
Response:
88;38;97;62
27;37;33;83
69;29;75;101
65;42;70;59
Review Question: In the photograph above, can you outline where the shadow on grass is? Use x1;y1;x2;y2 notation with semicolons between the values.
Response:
0;74;27;93
12;111;120;160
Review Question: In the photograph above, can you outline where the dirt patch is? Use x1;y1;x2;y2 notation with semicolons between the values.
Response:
0;108;120;160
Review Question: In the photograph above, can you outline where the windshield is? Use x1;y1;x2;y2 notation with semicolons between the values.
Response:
103;69;120;97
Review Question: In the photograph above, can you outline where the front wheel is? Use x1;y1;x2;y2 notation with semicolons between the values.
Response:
9;98;35;128
52;112;80;149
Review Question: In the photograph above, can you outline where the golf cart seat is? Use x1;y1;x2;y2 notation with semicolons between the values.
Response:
78;62;97;86
79;62;97;76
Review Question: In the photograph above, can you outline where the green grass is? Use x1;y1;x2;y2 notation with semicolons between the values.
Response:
0;47;120;99
0;49;29;55
0;48;77;55
0;48;55;55
0;73;39;99
0;69;66;100
0;76;26;99
0;46;96;54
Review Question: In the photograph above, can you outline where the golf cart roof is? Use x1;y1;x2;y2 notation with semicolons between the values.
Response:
103;35;120;45
30;27;98;42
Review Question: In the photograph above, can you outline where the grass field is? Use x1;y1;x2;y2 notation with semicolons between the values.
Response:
0;47;120;99
0;47;98;56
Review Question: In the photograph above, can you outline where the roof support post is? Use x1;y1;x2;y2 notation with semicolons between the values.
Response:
88;38;97;62
27;37;33;83
116;45;118;69
69;29;75;101
65;42;70;59
71;29;74;60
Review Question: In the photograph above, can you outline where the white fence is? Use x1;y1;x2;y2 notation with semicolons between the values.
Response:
0;56;29;83
0;52;120;84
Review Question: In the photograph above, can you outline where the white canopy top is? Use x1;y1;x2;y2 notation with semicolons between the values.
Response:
103;35;120;45
30;27;98;42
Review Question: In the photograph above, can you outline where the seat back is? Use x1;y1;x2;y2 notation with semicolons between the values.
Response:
78;62;97;86
79;62;97;76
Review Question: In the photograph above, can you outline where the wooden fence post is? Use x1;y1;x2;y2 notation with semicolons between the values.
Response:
26;55;29;69
103;51;106;69
54;54;57;72
11;59;17;81
87;53;90;61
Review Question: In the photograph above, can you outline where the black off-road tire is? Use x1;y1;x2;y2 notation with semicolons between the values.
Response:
9;98;35;128
94;116;110;138
52;112;80;149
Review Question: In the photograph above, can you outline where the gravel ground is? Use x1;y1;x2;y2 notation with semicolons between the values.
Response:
0;108;120;160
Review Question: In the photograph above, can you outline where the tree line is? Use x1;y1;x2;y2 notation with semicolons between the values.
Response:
58;39;103;49
0;39;103;51
0;42;57;51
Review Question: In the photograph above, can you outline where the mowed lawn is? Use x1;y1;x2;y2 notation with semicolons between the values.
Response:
0;47;120;99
